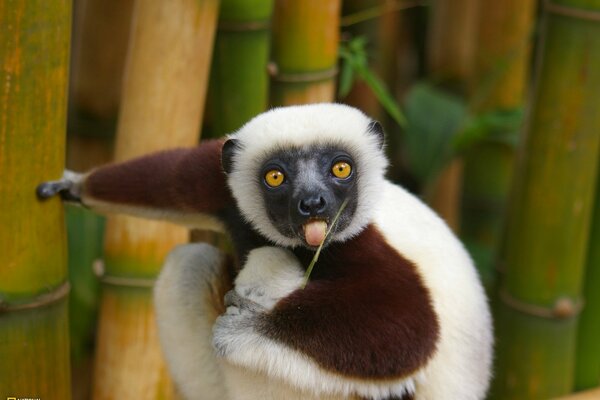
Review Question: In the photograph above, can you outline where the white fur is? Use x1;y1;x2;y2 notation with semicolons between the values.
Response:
154;244;229;400
233;247;305;309
83;197;226;232
373;182;493;400
226;103;388;247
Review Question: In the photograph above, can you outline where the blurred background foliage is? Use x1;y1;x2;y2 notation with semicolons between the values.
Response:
2;0;600;399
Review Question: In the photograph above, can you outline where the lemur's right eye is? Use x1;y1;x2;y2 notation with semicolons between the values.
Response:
265;169;285;187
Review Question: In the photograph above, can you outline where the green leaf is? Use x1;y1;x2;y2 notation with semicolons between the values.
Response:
338;55;355;98
356;64;406;127
454;108;524;152
338;36;406;126
403;82;467;185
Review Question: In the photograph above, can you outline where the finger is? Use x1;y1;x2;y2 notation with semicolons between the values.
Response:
36;179;72;200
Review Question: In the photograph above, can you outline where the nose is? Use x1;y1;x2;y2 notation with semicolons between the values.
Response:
298;195;327;216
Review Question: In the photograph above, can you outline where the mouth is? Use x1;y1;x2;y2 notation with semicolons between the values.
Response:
301;218;329;247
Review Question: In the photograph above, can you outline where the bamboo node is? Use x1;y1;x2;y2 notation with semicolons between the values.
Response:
500;289;584;319
0;282;70;313
94;259;156;288
553;297;581;319
545;0;600;22
268;64;338;83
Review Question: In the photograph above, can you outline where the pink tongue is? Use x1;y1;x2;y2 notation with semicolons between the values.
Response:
304;220;328;246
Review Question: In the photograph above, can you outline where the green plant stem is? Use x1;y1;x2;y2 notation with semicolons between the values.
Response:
302;198;349;288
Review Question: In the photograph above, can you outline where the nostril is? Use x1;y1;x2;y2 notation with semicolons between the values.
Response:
298;196;327;216
299;199;310;215
318;196;326;210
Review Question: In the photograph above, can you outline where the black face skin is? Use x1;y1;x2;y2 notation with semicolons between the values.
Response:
258;145;359;248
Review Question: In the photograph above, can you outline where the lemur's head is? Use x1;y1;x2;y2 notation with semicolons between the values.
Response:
222;104;388;248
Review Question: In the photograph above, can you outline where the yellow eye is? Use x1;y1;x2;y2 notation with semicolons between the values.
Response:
265;169;285;187
332;161;352;179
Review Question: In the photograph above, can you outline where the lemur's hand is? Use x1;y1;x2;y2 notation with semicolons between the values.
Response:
37;170;84;203
212;247;304;357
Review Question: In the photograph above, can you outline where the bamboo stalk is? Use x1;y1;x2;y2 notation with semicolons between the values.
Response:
427;0;478;93
556;387;600;400
460;0;536;277
205;0;274;138
270;0;341;105
68;2;134;398
493;1;600;397
92;0;219;398
575;155;600;391
0;0;71;398
425;0;479;232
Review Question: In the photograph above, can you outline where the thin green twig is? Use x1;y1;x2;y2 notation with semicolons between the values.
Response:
302;198;350;288
340;0;427;27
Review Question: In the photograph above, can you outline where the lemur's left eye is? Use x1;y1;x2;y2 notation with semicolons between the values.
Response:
332;161;352;179
265;169;285;187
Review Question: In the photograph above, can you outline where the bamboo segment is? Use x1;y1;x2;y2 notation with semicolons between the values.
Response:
0;0;71;397
493;2;600;398
425;160;464;232
556;387;600;400
0;300;71;399
70;0;135;120
67;3;133;395
575;158;600;390
460;0;536;276
425;0;479;232
92;0;219;398
206;0;273;137
427;0;479;92
93;286;175;399
270;0;341;105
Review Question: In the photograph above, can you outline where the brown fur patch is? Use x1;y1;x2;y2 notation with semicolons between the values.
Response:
261;225;440;380
84;139;233;213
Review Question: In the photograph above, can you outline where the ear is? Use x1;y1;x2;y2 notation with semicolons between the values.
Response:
221;139;239;174
367;120;385;149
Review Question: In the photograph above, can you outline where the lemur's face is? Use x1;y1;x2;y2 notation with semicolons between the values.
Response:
257;145;359;248
221;104;388;248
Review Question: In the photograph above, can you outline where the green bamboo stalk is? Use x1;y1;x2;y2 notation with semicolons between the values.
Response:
270;0;341;105
0;0;71;398
460;0;536;280
574;155;600;390
205;0;274;138
92;0;219;397
493;1;600;398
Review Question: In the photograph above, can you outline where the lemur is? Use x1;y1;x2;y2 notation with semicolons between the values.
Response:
39;103;493;400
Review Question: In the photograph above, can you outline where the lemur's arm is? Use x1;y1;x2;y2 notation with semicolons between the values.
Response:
38;139;232;230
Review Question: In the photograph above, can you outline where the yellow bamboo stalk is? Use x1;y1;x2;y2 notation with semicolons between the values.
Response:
91;0;219;398
270;0;341;105
0;0;72;398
